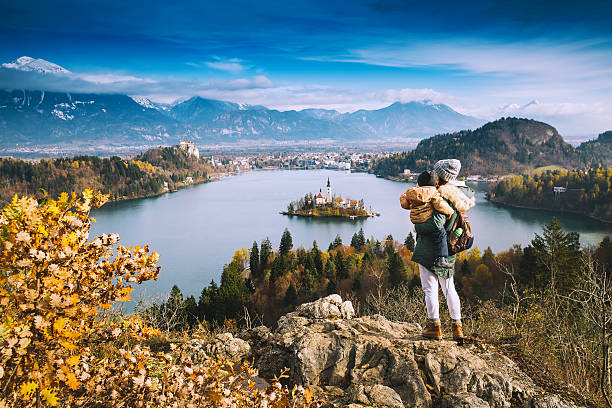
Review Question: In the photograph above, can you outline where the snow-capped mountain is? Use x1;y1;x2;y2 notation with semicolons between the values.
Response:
2;56;70;74
0;90;183;146
499;100;543;116
131;96;170;111
0;56;485;149
0;91;484;147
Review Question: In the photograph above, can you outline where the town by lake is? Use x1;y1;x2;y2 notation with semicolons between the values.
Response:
91;169;612;304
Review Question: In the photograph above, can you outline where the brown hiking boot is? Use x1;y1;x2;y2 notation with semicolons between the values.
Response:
452;321;464;345
422;320;442;340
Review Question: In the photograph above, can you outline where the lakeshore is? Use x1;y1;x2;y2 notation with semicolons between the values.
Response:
90;169;612;306
488;196;612;225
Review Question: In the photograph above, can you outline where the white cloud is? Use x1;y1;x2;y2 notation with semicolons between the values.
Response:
203;57;248;73
76;73;155;84
326;39;612;80
492;100;612;138
2;57;611;138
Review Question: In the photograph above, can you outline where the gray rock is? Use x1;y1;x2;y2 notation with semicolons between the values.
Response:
366;384;405;408
341;300;355;319
228;295;580;408
346;384;370;405
206;332;251;362
532;395;580;408
441;392;490;407
295;294;346;319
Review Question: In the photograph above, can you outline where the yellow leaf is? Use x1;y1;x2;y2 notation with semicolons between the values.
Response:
20;381;37;398
66;355;80;366
204;391;222;404
65;371;80;390
41;388;59;407
53;317;67;332
82;189;93;201
59;340;78;352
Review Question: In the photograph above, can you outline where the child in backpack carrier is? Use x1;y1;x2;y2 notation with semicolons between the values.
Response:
400;171;454;268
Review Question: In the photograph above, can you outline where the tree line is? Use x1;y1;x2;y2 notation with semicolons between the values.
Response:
371;118;610;177
490;166;612;222
0;145;212;205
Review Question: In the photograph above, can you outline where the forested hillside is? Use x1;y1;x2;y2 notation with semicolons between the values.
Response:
372;118;610;176
490;167;612;222
147;222;612;406
0;145;211;205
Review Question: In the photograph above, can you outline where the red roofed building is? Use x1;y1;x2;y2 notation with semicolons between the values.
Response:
315;189;326;205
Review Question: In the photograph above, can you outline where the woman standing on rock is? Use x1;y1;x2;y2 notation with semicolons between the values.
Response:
402;159;475;343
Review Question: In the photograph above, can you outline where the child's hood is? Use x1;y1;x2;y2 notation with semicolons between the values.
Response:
438;184;476;212
400;186;439;209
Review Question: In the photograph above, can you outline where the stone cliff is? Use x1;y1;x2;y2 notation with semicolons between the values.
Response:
186;295;579;408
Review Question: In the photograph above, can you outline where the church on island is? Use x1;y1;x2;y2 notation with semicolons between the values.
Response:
283;178;375;219
313;178;362;209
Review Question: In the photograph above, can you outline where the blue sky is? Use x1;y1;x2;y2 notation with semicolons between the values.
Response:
1;0;612;136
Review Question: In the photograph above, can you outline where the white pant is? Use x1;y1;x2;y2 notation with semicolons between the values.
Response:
419;264;461;321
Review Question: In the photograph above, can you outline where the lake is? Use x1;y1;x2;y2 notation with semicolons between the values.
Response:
91;169;612;303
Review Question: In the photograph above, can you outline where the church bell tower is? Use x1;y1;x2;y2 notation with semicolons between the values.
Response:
326;178;332;203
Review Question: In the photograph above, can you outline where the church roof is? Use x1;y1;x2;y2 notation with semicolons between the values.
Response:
316;192;324;199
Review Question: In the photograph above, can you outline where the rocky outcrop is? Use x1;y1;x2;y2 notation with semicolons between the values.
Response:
201;295;579;407
183;332;251;364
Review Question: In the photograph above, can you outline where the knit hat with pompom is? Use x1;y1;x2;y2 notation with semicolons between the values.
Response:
433;159;461;182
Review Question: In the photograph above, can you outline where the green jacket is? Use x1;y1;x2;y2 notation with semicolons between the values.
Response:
410;183;475;278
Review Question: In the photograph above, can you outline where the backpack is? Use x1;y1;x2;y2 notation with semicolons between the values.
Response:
446;211;474;255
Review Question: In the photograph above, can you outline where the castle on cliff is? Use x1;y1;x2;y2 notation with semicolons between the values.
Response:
178;140;199;158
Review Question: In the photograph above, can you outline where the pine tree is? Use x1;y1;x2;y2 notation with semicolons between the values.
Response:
351;228;366;249
283;283;297;305
351;232;361;249
217;260;250;321
527;217;581;290
405;232;415;252
482;247;495;269
260;237;272;271
326;258;337;283
279;228;293;257
249;241;260;278
329;234;343;251
312;240;323;276
388;251;406;284
270;256;284;282
335;250;349;280
184;295;199;329
384;234;395;257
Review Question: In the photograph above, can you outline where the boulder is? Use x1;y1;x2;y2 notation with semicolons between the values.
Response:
184;332;251;363
293;294;355;319
228;296;581;407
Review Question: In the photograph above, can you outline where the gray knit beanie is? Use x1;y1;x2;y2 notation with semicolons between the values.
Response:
433;159;461;182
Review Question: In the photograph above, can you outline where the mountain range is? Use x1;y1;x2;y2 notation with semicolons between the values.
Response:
0;56;484;151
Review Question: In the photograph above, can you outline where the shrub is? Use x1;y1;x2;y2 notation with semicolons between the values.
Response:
0;191;319;407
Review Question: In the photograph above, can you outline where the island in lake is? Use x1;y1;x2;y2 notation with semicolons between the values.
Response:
281;178;378;219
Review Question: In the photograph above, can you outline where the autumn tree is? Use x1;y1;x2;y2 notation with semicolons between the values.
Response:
0;190;160;406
